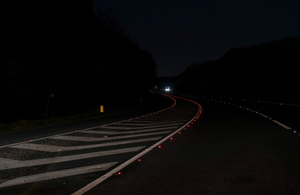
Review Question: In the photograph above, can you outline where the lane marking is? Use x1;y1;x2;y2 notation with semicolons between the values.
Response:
9;137;162;152
81;128;176;135
83;126;179;135
96;123;184;130
110;122;184;126
50;131;172;142
0;162;118;188
0;97;176;149
258;113;269;118
72;94;202;195
272;120;292;129
121;119;188;123
0;146;144;170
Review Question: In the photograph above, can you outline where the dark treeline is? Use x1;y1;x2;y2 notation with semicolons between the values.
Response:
178;37;300;99
0;0;156;122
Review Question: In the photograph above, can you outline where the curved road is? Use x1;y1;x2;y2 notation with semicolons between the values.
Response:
0;94;200;195
86;95;300;195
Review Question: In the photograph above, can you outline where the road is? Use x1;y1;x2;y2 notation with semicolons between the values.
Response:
1;94;300;194
0;94;200;195
85;95;300;195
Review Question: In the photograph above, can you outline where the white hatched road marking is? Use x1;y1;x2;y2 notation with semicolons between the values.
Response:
120;119;188;123
272;120;292;129
110;121;184;126
72;94;202;195
0;162;118;188
0;146;144;170
9;137;162;152
0;94;201;191
97;123;184;130
258;113;269;118
82;126;178;135
50;131;172;142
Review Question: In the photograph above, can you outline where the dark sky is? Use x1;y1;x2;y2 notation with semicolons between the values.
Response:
93;0;300;76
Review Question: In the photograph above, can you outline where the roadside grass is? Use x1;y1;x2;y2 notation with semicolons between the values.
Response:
0;104;139;134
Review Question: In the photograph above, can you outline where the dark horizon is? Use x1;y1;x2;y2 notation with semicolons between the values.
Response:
93;0;300;76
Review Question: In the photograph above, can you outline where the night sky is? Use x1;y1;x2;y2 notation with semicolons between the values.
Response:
93;0;300;76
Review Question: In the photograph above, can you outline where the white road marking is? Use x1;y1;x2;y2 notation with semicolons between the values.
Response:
258;113;269;118
50;131;171;142
72;95;202;195
0;146;145;170
272;120;292;129
9;137;162;152
129;118;191;121
111;121;184;126
97;123;183;130
248;109;255;113
0;162;118;188
121;119;188;123
82;126;178;135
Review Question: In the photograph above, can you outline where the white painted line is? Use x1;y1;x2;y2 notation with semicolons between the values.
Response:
121;119;188;123
97;123;184;130
50;131;172;142
0;96;176;149
83;126;179;135
0;158;20;167
248;109;255;113
272;120;292;129
0;162;118;188
9;137;162;152
130;118;191;121
111;121;184;126
72;94;202;195
0;146;145;170
258;113;269;118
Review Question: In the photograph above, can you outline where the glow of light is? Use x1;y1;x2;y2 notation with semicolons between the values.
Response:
118;172;122;175
138;159;141;162
179;132;181;134
158;145;161;148
294;131;296;133
170;137;173;140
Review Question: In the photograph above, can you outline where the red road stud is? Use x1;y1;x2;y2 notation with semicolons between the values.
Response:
170;137;173;140
138;159;141;162
179;132;181;134
118;172;122;175
158;145;162;148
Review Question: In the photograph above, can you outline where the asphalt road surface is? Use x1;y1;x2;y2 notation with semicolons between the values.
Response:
1;94;300;195
0;94;200;195
85;95;300;195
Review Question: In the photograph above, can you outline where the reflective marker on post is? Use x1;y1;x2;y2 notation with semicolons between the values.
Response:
100;105;104;113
